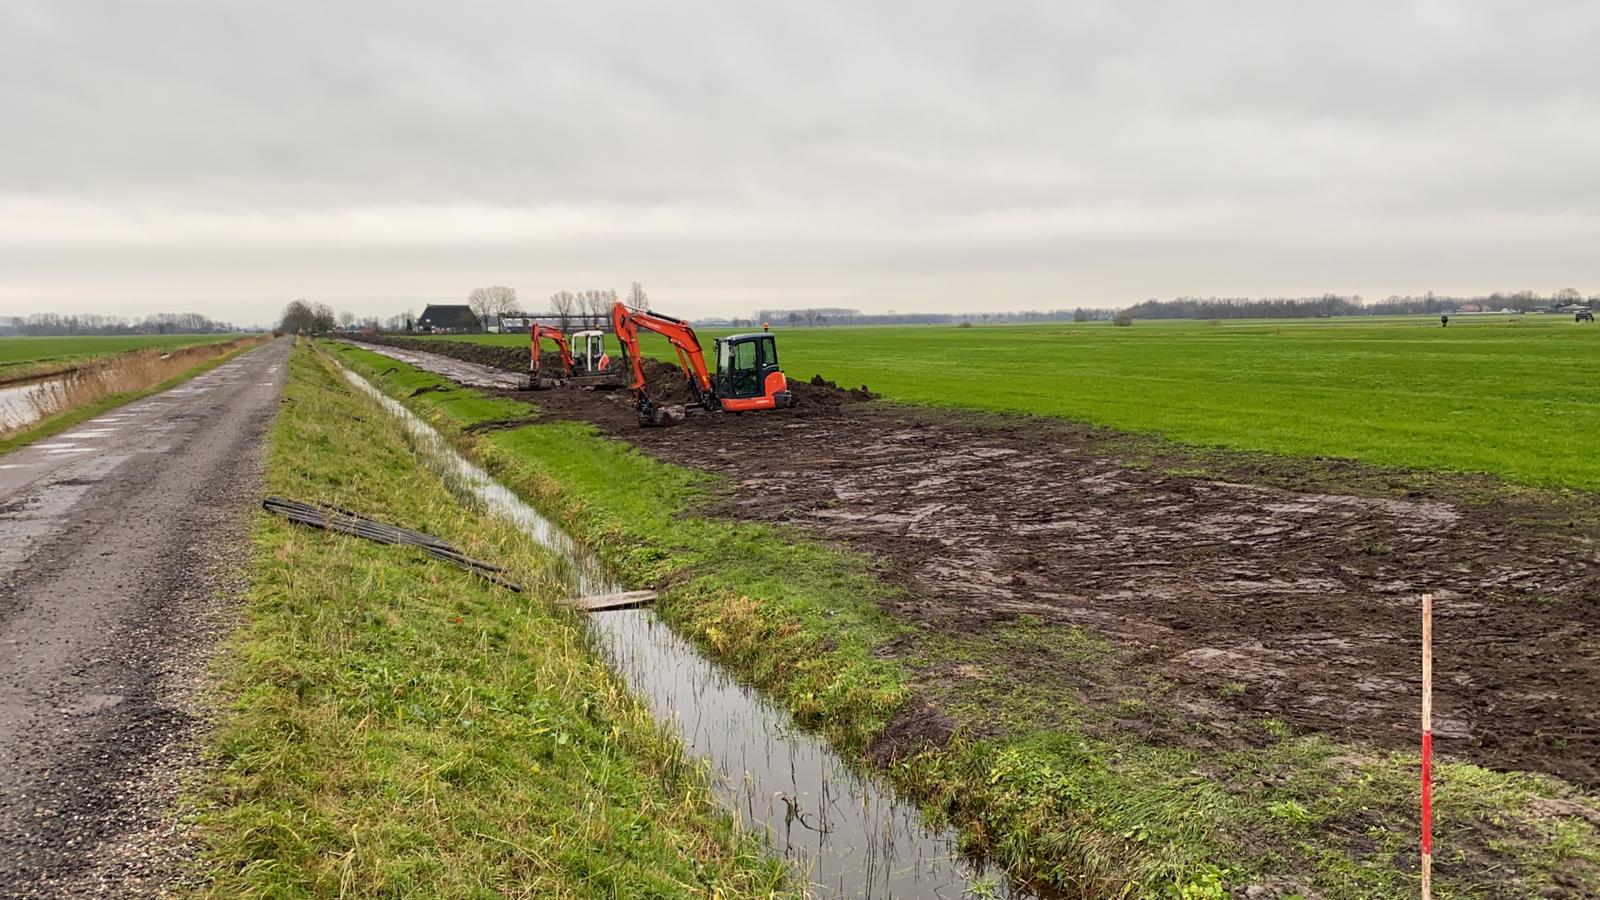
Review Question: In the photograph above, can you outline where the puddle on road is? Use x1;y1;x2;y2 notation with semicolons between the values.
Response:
338;363;1035;898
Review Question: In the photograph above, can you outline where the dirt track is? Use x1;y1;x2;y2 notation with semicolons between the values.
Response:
351;338;1600;790
0;338;287;896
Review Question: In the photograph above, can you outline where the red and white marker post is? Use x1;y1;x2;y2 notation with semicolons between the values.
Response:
1421;591;1434;899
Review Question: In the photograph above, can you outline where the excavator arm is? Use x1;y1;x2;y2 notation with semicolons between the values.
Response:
530;324;575;377
611;303;716;420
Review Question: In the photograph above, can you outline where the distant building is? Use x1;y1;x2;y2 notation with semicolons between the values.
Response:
416;304;481;333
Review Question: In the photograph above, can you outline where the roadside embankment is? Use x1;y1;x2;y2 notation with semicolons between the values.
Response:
0;335;269;454
189;342;786;897
325;339;1600;899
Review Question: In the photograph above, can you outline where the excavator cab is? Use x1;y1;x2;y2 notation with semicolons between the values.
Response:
714;333;793;411
571;330;610;375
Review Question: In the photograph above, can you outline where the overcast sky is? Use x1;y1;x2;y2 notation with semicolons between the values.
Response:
3;1;1598;325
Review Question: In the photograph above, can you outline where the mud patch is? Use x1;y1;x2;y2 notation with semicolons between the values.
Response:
518;388;1600;789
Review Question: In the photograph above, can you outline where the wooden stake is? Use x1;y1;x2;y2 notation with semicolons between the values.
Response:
1421;592;1434;899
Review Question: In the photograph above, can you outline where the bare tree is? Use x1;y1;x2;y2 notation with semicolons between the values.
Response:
549;291;577;332
626;281;649;311
338;310;355;329
467;285;518;327
582;290;611;328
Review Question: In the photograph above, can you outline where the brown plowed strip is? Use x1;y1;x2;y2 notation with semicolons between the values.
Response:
523;383;1600;789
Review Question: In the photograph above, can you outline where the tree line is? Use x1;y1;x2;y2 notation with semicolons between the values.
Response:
277;281;651;334
741;307;1113;327
0;312;242;336
546;283;648;332
1120;289;1596;320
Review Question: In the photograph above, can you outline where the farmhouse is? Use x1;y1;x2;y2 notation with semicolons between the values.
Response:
416;304;480;333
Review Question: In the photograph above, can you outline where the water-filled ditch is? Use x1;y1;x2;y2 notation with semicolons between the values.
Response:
337;360;1036;898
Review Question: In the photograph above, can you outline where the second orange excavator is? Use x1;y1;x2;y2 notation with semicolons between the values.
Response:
610;302;795;426
528;323;615;389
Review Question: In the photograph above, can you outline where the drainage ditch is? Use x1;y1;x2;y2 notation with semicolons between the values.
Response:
0;375;70;433
338;360;1036;898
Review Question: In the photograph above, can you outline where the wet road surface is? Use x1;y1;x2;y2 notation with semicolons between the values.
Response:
0;337;287;896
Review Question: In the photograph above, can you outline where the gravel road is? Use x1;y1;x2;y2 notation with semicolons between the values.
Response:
0;337;288;897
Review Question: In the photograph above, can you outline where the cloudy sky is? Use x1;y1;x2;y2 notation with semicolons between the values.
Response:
3;1;1598;325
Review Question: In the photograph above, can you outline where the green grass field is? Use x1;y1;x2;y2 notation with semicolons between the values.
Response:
435;315;1600;490
0;334;236;376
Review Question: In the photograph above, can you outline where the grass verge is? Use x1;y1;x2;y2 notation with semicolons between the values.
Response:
0;336;268;456
325;341;1600;899
191;342;787;897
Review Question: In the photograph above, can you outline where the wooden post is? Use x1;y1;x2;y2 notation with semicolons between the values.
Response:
1421;592;1434;899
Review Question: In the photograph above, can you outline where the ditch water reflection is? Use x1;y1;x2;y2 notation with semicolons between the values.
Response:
0;376;69;432
340;362;1035;898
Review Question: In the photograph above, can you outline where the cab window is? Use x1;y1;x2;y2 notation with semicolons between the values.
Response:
734;339;758;372
758;336;777;367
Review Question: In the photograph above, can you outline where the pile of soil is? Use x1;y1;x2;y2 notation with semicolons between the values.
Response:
793;374;878;408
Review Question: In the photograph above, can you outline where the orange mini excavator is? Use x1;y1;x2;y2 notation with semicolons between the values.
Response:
528;323;613;389
610;302;795;426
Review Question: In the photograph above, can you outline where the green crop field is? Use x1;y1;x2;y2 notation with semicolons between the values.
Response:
0;334;236;374
428;315;1600;490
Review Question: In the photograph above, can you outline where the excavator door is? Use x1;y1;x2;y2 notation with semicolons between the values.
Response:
715;334;794;411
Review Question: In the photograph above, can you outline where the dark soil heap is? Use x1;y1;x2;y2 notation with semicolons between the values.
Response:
348;335;529;373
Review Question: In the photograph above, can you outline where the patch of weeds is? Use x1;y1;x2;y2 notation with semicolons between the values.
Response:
1260;718;1291;739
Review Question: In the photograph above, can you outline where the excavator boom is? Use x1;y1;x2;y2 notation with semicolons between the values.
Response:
530;324;575;378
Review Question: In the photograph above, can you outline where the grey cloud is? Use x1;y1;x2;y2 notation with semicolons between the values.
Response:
2;0;1598;321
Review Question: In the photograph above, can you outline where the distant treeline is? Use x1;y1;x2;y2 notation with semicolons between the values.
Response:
0;312;245;336
733;288;1598;328
735;307;1114;327
1122;289;1595;320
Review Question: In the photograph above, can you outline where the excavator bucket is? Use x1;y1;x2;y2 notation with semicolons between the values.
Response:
640;403;688;427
